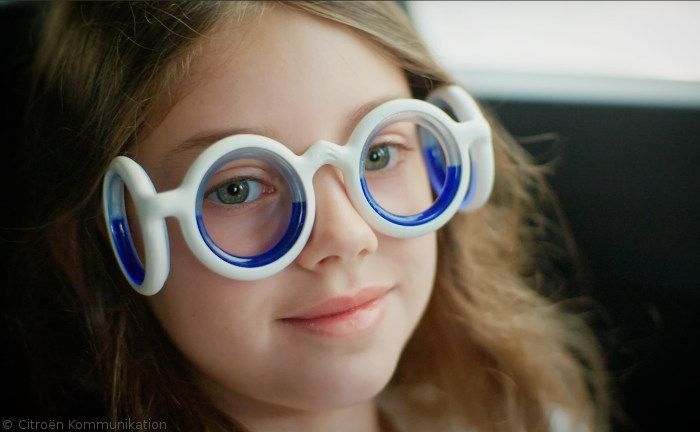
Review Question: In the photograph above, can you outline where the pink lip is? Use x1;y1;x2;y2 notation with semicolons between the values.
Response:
279;287;390;337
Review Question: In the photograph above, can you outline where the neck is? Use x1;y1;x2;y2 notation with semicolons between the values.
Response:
222;396;383;432
202;378;390;432
264;403;380;432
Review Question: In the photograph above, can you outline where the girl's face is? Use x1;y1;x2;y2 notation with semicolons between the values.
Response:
136;7;437;414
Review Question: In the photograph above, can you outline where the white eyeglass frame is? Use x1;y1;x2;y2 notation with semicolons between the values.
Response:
102;85;494;295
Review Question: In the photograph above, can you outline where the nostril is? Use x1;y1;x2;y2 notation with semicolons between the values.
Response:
317;255;339;267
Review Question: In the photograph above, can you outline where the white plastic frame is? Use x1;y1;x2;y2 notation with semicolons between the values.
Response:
102;85;494;295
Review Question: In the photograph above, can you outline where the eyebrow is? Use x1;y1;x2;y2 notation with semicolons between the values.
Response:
163;94;406;162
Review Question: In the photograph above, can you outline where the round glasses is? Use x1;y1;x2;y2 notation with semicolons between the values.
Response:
102;85;494;295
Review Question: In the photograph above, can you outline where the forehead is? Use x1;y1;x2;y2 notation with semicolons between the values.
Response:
136;6;410;177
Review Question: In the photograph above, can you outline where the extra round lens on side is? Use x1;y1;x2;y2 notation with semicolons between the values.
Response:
361;117;449;218
196;150;302;263
105;174;146;286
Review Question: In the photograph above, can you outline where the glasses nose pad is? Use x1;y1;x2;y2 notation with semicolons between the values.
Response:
421;128;476;210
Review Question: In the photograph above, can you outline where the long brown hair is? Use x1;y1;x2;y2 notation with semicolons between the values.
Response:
16;1;610;431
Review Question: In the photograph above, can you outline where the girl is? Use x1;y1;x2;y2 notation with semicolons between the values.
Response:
15;1;610;431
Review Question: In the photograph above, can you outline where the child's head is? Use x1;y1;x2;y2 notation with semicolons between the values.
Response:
22;2;609;431
133;3;442;413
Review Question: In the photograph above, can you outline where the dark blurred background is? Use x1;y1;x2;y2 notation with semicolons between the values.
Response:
481;99;700;431
3;2;699;431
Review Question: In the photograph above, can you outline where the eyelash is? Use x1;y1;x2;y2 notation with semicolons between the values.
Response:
365;139;413;170
201;135;415;204
204;177;276;212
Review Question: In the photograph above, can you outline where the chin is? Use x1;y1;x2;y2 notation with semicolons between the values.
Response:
287;352;399;411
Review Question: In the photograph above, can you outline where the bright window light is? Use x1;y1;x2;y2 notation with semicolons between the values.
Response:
408;1;700;105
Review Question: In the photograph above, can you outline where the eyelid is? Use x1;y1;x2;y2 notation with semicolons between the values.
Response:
208;164;273;181
206;176;257;197
204;166;275;197
370;133;416;151
204;179;276;212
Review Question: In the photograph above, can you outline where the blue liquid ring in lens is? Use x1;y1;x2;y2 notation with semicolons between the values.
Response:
106;172;146;286
360;164;461;227
109;217;145;285
196;200;306;268
423;146;476;210
424;144;446;194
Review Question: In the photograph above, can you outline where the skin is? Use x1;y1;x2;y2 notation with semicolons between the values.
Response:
134;7;437;432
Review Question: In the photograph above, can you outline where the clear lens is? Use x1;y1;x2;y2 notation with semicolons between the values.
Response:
362;117;447;217
198;153;294;258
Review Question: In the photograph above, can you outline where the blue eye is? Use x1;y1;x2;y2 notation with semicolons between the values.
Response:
208;179;264;205
365;144;399;172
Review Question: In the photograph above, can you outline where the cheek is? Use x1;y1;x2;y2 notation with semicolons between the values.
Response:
389;229;437;281
381;231;437;333
364;155;434;216
146;220;279;386
143;218;438;411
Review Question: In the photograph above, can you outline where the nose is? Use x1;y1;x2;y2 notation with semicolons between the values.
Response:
295;166;378;271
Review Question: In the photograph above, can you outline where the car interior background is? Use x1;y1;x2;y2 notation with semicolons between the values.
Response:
2;2;698;431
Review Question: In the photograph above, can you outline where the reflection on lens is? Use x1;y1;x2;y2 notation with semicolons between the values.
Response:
362;119;447;217
198;155;293;258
